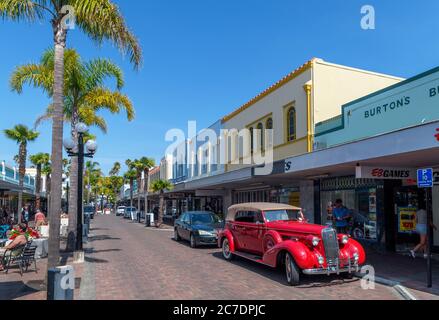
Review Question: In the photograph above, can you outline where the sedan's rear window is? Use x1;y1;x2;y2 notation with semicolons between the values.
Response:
264;210;301;222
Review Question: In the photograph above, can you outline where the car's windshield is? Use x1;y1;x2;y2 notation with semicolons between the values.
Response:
84;207;94;213
191;213;219;225
264;210;301;222
126;208;135;212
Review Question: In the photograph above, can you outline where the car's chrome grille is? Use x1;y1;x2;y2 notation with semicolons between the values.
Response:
321;228;340;266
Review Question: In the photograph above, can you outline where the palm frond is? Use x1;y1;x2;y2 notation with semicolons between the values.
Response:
84;87;135;121
72;0;143;69
85;58;124;90
10;63;53;94
0;0;49;22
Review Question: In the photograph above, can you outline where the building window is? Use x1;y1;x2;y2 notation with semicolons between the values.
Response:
257;123;264;151
266;118;273;130
287;107;296;141
249;127;254;153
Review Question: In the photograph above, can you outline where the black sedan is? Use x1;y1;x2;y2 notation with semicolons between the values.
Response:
174;211;223;248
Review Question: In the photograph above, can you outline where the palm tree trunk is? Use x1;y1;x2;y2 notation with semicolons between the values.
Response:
157;191;164;228
17;142;27;224
130;180;134;212
137;175;141;222
67;120;79;252
47;26;66;271
35;165;42;210
144;170;149;226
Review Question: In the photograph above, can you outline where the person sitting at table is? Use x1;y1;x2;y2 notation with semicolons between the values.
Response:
0;223;28;271
34;209;47;228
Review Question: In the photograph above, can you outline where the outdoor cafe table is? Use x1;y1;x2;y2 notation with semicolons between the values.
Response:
0;238;48;259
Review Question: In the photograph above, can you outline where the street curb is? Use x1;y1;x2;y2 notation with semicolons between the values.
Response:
354;273;417;300
394;285;417;301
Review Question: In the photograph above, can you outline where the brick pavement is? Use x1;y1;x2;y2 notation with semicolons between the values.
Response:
80;214;404;300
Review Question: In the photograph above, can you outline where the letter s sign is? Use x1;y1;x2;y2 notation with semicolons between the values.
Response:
285;161;292;172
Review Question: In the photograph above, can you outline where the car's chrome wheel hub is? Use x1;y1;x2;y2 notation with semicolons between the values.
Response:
286;254;292;281
223;240;231;258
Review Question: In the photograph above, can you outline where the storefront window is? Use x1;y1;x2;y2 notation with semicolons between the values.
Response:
320;177;380;241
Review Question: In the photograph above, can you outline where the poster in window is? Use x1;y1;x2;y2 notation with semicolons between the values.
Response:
398;207;417;233
369;189;377;213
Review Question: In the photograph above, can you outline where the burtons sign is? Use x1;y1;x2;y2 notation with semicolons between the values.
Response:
356;166;416;180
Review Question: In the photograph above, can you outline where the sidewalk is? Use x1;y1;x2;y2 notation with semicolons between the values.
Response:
365;249;439;299
0;242;83;300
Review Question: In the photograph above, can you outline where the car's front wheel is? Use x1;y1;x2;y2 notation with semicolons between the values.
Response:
222;238;234;261
285;253;300;286
174;228;181;241
190;234;197;248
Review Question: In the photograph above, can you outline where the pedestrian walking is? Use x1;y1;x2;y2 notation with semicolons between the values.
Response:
21;205;30;223
410;202;437;259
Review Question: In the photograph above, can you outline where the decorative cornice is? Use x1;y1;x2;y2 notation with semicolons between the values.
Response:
221;58;317;123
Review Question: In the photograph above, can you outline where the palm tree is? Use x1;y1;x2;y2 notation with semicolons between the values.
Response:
124;169;137;213
11;48;135;251
84;161;100;205
42;161;52;216
136;157;155;224
109;162;121;177
131;159;143;222
29;153;50;210
4;125;39;223
150;180;173;228
1;0;142;270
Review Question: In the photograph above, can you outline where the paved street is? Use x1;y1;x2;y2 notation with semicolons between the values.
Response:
79;214;402;300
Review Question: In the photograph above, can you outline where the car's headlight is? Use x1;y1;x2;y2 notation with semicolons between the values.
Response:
341;235;349;244
317;256;325;265
312;237;320;247
198;230;214;236
353;253;359;262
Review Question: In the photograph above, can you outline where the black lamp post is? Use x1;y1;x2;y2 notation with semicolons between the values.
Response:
63;123;98;253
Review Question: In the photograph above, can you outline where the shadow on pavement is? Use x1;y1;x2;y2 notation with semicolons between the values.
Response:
86;248;122;254
172;238;218;250
211;252;358;288
85;256;109;264
88;235;121;242
0;281;41;300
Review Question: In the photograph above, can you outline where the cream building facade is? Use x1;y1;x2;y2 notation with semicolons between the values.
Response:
222;58;403;172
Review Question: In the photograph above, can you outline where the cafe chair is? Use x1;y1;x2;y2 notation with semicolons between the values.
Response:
3;240;38;276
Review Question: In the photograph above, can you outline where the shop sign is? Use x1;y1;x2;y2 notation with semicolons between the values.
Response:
356;166;416;180
398;207;417;234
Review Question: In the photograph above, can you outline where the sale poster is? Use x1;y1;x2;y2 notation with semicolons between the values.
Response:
398;207;417;233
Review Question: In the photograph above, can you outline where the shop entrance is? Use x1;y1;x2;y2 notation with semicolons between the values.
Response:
391;186;426;253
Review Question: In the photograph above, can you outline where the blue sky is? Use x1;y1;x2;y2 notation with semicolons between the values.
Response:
1;0;439;174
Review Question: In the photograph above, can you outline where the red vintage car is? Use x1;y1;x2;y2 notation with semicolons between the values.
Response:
218;203;366;286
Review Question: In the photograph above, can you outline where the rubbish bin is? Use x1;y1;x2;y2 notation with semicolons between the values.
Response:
47;266;75;300
146;213;154;227
83;215;90;237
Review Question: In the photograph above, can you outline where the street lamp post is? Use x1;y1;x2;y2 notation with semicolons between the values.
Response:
63;123;98;259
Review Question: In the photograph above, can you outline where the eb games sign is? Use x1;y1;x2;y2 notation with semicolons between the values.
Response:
356;166;416;180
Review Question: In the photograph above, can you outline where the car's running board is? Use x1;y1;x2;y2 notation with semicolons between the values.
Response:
233;251;273;267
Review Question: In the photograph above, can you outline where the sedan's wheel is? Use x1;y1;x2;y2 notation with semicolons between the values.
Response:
190;234;197;248
174;229;181;241
222;238;234;261
285;253;300;286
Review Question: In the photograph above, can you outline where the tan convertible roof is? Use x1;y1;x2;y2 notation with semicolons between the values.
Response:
227;203;302;221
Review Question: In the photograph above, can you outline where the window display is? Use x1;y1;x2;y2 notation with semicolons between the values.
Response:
320;177;380;242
